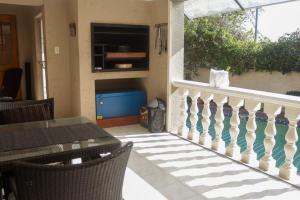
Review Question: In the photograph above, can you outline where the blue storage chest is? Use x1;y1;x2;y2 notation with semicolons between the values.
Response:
96;90;146;119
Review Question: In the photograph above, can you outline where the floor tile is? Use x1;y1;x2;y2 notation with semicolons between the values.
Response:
106;125;300;200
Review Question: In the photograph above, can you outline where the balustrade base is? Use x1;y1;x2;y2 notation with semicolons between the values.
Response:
279;164;298;180
241;151;258;166
198;134;211;147
177;126;188;137
187;131;194;140
259;157;276;172
225;146;241;158
212;140;226;153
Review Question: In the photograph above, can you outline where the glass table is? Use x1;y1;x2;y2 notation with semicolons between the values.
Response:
0;117;121;169
0;117;121;199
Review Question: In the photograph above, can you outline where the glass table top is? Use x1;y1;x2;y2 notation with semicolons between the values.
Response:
0;117;90;132
0;117;121;164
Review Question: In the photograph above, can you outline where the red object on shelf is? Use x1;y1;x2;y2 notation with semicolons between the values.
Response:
97;116;139;128
106;52;146;59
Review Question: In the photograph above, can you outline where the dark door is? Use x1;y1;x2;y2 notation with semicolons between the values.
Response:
0;15;19;84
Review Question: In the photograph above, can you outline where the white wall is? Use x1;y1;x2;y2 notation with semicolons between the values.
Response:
192;68;300;94
168;0;185;132
76;0;169;121
145;0;169;102
43;0;72;117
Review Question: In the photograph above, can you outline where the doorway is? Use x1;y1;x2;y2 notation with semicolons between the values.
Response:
0;14;20;97
34;13;47;99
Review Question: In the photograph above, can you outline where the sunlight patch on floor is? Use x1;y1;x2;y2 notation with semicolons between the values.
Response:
246;190;299;200
120;135;179;143
187;171;267;187
133;140;190;148
146;150;215;161
123;168;167;200
158;157;232;168
136;144;202;154
170;163;247;177
121;133;169;138
203;180;292;199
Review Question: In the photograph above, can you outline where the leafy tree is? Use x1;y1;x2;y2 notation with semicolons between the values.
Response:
185;11;300;77
256;29;300;74
185;11;259;76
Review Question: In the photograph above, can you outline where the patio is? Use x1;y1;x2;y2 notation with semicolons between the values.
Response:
0;0;300;199
108;125;300;200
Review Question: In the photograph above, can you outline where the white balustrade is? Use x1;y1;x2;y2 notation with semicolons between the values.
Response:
241;100;261;164
187;90;200;140
212;94;227;152
226;97;244;158
199;92;213;147
279;107;300;180
259;104;282;172
177;88;188;136
172;80;300;183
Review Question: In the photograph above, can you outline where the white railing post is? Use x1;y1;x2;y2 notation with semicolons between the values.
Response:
241;100;261;164
226;97;244;158
198;92;213;147
187;90;200;140
177;88;189;136
259;104;282;172
279;107;300;180
212;94;227;152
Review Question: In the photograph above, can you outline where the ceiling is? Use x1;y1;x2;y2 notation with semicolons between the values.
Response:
0;0;43;6
183;0;300;19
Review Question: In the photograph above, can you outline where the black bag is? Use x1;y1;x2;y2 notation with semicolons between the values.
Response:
147;98;166;133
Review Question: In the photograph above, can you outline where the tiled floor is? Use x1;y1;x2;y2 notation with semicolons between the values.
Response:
105;125;300;200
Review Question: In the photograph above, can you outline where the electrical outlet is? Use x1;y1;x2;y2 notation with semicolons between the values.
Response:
54;46;60;55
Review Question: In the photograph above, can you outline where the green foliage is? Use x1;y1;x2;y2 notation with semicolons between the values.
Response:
185;11;300;76
256;31;300;74
286;91;300;97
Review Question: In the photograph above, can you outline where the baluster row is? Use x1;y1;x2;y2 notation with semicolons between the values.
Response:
176;87;300;181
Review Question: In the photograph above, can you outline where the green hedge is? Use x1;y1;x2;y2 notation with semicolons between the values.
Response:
184;13;300;75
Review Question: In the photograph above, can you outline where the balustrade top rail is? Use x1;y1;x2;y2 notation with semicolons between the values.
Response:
172;79;300;183
173;80;300;109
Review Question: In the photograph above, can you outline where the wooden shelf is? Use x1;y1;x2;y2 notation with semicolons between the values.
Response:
93;67;148;73
91;70;149;80
106;52;146;60
97;116;139;128
94;31;147;36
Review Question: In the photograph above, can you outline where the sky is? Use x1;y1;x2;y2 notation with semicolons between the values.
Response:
257;0;300;41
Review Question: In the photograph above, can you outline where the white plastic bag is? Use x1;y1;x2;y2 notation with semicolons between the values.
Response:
209;69;230;88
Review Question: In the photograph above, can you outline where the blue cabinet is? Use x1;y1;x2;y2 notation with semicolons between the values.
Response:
96;90;146;119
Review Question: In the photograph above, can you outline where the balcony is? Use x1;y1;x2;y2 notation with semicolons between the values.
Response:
107;124;300;200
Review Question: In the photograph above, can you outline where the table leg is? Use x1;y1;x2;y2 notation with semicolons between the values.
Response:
2;172;12;200
0;172;3;200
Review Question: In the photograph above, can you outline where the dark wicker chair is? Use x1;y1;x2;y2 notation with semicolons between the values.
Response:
0;98;54;125
0;68;23;99
13;142;133;200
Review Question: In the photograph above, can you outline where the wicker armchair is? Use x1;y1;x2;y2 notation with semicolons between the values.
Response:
13;142;133;200
0;98;54;118
0;98;54;125
0;68;23;99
